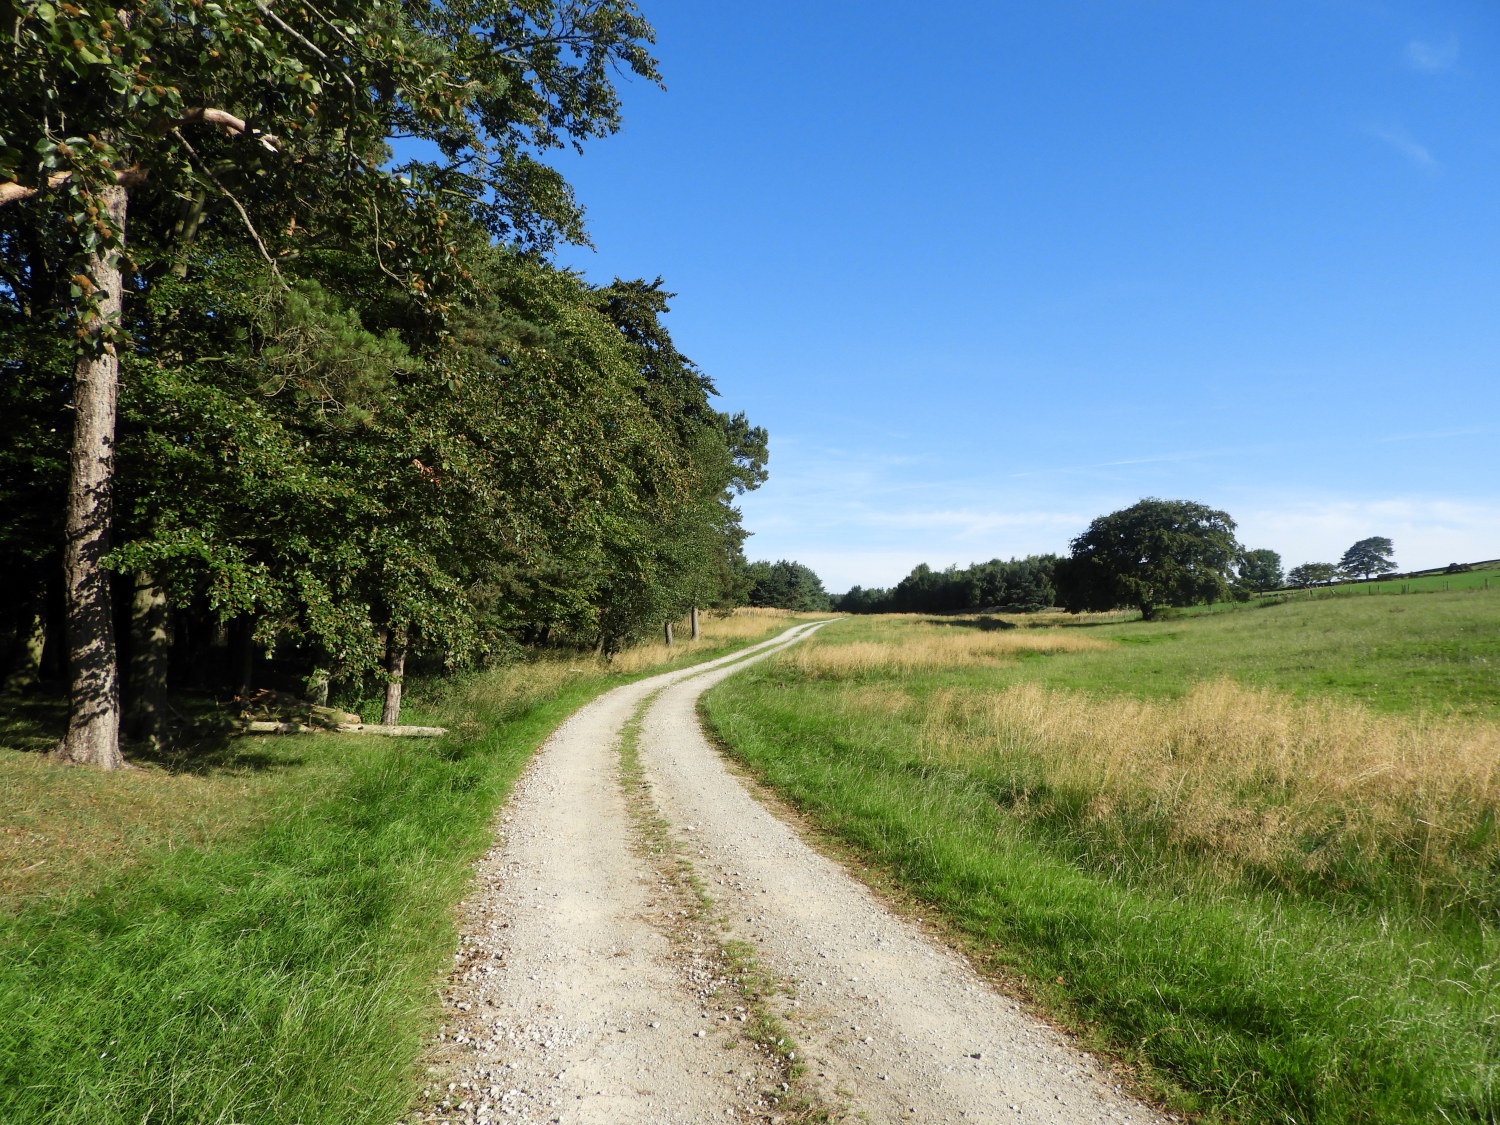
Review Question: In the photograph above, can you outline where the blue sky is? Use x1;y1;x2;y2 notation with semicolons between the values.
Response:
545;0;1499;593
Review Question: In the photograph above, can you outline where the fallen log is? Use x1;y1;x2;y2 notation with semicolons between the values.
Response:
335;722;448;737
240;720;447;737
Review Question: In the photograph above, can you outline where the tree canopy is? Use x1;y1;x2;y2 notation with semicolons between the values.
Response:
0;0;767;767
1339;537;1396;580
1053;498;1240;620
1287;562;1337;587
744;560;831;612
1238;548;1284;594
833;556;1057;614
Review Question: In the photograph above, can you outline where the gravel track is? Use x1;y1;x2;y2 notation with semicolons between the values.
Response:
410;624;1171;1124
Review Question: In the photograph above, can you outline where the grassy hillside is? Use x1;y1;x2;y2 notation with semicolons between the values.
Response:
702;593;1500;1124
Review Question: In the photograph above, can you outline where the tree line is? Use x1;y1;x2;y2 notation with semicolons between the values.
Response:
835;556;1057;615
0;0;766;768
830;499;1402;621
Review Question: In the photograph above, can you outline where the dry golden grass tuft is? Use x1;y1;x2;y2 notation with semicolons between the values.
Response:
917;678;1500;890
782;625;1113;677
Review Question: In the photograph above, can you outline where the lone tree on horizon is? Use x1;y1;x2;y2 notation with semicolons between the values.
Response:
1339;537;1397;580
1053;498;1240;621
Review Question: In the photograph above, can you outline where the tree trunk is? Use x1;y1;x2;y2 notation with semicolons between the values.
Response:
54;183;127;769
305;661;331;707
381;623;407;726
126;572;170;746
232;616;259;699
690;606;701;641
3;607;46;691
664;620;674;647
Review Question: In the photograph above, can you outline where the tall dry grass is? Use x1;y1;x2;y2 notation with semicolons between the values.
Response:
913;678;1500;910
782;627;1112;677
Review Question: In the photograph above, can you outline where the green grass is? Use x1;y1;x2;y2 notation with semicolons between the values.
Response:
953;588;1499;717
1318;559;1500;595
700;601;1500;1124
0;618;803;1125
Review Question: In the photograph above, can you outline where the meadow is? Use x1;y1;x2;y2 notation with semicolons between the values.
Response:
0;609;813;1125
701;590;1500;1124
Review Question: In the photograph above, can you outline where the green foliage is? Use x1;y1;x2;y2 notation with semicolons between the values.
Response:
1237;547;1284;593
1054;498;1239;620
1287;562;1337;587
1339;536;1397;580
745;559;832;612
836;555;1058;614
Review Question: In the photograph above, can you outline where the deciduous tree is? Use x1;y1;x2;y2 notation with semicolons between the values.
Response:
1238;548;1284;593
1339;537;1396;580
0;0;659;766
1054;498;1239;620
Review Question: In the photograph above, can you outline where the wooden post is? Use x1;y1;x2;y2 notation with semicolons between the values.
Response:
664;620;674;647
690;606;701;641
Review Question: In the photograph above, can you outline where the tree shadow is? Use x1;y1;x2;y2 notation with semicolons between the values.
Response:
922;615;1019;632
0;689;307;776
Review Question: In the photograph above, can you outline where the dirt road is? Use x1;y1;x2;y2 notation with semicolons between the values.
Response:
411;624;1170;1124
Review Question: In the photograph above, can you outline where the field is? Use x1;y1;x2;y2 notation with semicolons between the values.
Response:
701;590;1500;1124
0;609;814;1125
1289;557;1500;596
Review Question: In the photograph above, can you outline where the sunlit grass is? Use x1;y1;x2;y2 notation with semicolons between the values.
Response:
780;625;1112;677
0;612;804;1125
702;600;1500;1123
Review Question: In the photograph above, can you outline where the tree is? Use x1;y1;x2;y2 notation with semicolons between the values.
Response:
1287;562;1337;587
1238;548;1284;593
1053;498;1239;620
1;0;659;766
746;560;831;612
1339;537;1396;580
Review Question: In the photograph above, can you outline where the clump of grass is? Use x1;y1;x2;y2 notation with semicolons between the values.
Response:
916;678;1500;915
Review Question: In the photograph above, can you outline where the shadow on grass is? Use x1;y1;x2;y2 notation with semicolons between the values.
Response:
0;689;307;776
921;615;1018;631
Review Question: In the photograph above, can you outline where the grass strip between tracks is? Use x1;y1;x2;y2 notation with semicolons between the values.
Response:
617;687;842;1124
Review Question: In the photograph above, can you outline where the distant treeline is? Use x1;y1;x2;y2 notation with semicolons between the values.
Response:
835;556;1058;615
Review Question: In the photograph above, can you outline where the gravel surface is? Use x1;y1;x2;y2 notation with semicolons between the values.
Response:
408;624;1173;1124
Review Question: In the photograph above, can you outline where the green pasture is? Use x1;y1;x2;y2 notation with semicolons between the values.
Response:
701;595;1500;1124
911;587;1499;717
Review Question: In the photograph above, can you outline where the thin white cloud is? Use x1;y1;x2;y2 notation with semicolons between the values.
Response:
1380;426;1493;443
1367;124;1436;168
1405;36;1459;72
1008;448;1228;479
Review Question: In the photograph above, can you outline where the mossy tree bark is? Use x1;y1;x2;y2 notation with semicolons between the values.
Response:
381;624;407;726
54;183;127;769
